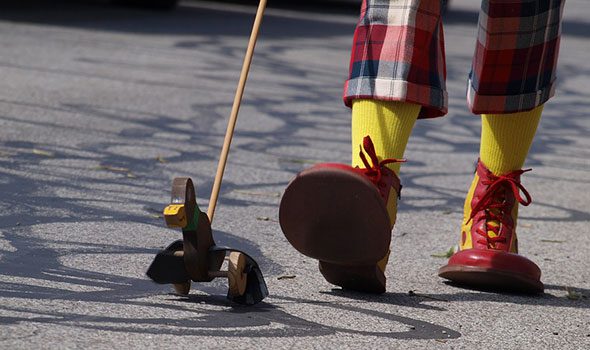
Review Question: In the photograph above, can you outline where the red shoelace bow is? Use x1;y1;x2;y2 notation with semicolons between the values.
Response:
358;136;406;187
468;168;533;246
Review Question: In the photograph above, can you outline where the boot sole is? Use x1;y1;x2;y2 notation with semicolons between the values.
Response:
279;166;391;264
320;261;386;294
279;166;391;292
438;265;544;294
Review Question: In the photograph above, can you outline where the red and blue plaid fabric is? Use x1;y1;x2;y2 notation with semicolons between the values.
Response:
344;0;565;118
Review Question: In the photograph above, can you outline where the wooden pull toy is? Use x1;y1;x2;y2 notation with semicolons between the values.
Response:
146;0;269;306
147;178;268;305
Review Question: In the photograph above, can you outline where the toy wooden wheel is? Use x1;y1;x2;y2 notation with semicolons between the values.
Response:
227;252;247;297
173;281;191;295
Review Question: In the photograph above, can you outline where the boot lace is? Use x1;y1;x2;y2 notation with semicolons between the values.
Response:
467;168;533;247
358;136;405;195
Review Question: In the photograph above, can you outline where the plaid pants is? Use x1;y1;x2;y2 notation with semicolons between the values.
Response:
343;0;565;118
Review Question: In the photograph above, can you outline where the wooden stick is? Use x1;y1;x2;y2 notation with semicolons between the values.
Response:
207;0;268;222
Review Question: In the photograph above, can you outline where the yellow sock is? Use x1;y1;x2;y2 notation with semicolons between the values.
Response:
352;100;420;173
351;99;420;227
480;105;543;175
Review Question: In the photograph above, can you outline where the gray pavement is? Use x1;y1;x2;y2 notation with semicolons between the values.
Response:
0;0;588;348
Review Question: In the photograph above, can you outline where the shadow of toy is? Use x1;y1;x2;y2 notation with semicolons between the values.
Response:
0;231;461;340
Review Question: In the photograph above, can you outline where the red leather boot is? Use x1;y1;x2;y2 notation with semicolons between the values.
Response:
279;136;403;293
439;160;543;294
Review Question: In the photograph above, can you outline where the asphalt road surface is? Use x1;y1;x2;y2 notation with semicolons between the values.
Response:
0;0;588;348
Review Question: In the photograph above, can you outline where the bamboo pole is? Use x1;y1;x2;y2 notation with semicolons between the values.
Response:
207;0;268;222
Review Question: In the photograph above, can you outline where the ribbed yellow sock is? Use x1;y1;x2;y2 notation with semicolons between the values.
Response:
480;105;543;175
352;99;420;173
351;99;420;228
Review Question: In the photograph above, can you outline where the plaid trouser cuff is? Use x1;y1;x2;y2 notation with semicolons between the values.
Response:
344;0;565;117
344;77;448;119
467;0;564;114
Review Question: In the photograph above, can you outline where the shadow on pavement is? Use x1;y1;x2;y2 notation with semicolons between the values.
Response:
0;0;587;38
0;0;586;260
0;0;355;38
0;0;588;343
322;285;590;309
0;231;461;340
